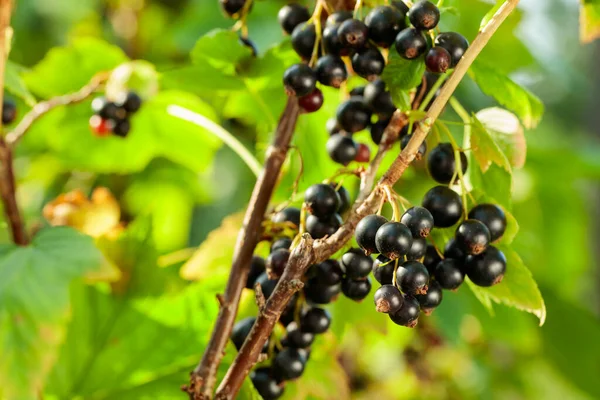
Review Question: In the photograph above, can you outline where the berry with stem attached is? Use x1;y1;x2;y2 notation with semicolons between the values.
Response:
341;248;373;279
365;5;406;48
375;222;413;259
427;143;468;184
272;348;307;381
301;307;331;333
352;47;386;80
415;280;443;315
299;88;324;113
408;1;440;31
336;97;372;133
327;134;359;165
464;246;507;287
306;213;342;239
342;277;372;300
315;55;348;88
425;47;452;73
398;261;430;295
389;295;420;327
356;214;389;254
374;284;404;313
219;0;248;17
468;203;507;242
338;19;369;50
291;22;317;60
283;321;315;348
373;255;394;285
422;186;464;228
434;258;465;290
305;184;341;218
278;3;310;35
283;63;316;97
435;32;469;68
456;219;491;255
401;206;435;238
395;28;428;60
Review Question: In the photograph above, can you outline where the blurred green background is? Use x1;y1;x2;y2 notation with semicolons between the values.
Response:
4;0;600;399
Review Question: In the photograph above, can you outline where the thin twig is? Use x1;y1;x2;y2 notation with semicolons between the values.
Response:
214;1;521;397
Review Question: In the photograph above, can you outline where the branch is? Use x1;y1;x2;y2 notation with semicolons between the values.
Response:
214;1;521;397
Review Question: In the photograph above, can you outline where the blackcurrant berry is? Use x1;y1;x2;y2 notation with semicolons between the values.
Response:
251;368;284;400
291;22;317;60
355;214;388;254
271;238;292;252
370;119;389;145
401;206;435;238
349;85;365;97
231;316;256;349
332;184;351;213
283;63;316;97
305;183;341;218
267;248;290;279
315;55;348;88
326;117;341;136
311;259;343;285
341;276;372;301
304;278;341;304
456;219;491;255
355;143;371;163
323;25;349;57
239;36;258;57
2;99;17;124
338;19;369;50
415;279;442;314
434;258;465;290
284;321;315;348
373;255;394;285
427;143;468;184
422;186;463;228
327;134;359;165
392;1;409;14
326;11;353;27
400;134;427;160
352;47;386;79
300;307;331;333
246;255;266;289
272;207;301;227
299;88;324;113
219;0;248;17
408;1;440;31
336;97;372;133
464;246;506;287
280;294;299;326
423;244;442;275
278;3;310;35
375;222;413;259
111;118;131;137
395;28;428;60
468;203;507;242
256;272;278;298
365;5;406;48
117;91;142;113
272;347;307;381
341;248;373;279
389;295;420;327
398;260;430;295
444;237;466;261
374;284;404;313
425;46;452;73
363;79;396;116
435;32;469;68
306;213;342;239
406;237;427;260
93;98;124;120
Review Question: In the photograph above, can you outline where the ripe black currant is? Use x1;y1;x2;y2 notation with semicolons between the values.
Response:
251;368;284;400
301;307;331;333
456;219;491;255
425;46;452;73
427;143;468;184
271;238;292;252
341;248;373;279
389;295;420;328
272;347;307;381
349;85;365;97
310;259;343;285
326;134;359;165
231;316;256;349
375;222;413;259
306;213;342;239
352;47;386;80
256;272;278;298
327;10;353;26
434;258;465;290
365;5;406;48
278;3;310;35
299;88;324;113
272;207;301;227
336;97;372;133
392;1;409;14
117;91;142;113
283;321;315;348
435;32;469;68
372;255;394;285
111;118;131;137
465;246;507;287
2;99;16;125
305;183;341;218
370;118;389;145
406;237;427;260
374;284;404;313
283;63;316;97
323;24;349;57
423;244;442;275
408;1;440;31
291;22;317;60
355;214;388;254
304;277;341;304
280;294;299;326
468;203;507;242
398;261;430;295
326;117;341;136
363;79;396;117
219;0;247;17
267;248;290;279
332;184;351;213
315;55;348;88
401;206;435;238
400;134;427;160
415;280;443;314
338;19;369;50
341;277;372;300
93;97;125;120
422;186;463;228
444;237;466;261
395;28;428;60
246;255;266;289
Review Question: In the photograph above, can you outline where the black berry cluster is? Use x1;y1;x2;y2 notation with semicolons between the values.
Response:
89;91;142;138
2;98;17;125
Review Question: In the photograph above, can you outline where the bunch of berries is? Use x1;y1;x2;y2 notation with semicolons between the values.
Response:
89;91;142;138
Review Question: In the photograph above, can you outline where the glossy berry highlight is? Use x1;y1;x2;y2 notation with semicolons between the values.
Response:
355;214;388;254
397;261;430;295
375;222;413;259
389;295;420;327
468;203;507;242
374;284;404;313
455;219;491;255
422;186;464;228
408;1;440;31
401;206;435;238
278;3;310;35
283;63;316;97
465;246;507;287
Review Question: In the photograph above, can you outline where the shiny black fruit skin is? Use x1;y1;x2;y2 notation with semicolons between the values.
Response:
364;79;396;116
332;184;351;213
365;6;406;48
352;47;386;79
323;25;348;57
416;280;443;314
372;255;394;285
427;143;468;184
422;186;463;228
434;258;465;290
256;272;278;298
456;219;491;255
341;248;374;279
395;28;428;60
315;55;348;88
389;295;420;327
408;1;440;30
338;19;369;50
342;277;372;300
2;99;17;124
406;237;427;260
356;214;389;254
111;118;131;137
423;244;442;275
305;183;341;218
465;246;507;287
311;259;343;285
118;91;142;113
392;1;409;14
370;119;389;145
231;316;256;349
400;134;427;159
267;248;291;279
246;256;266;289
304;278;341;304
374;284;404;313
375;222;413;259
350;85;365;97
397;261;430;295
284;321;315;348
444;237;466;261
271;237;292;253
306;213;342;239
272;347;307;381
301;307;331;333
278;3;310;35
435;32;469;67
220;0;247;17
327;134;359;165
272;207;301;228
299;88;324;113
251;368;284;400
327;11;353;27
425;46;452;74
468;203;507;242
401;206;434;238
291;22;317;60
283;63;316;97
336;97;372;133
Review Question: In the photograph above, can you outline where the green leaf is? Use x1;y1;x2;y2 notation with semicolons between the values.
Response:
470;114;512;173
0;227;109;399
580;0;600;43
5;61;36;106
381;51;426;109
24;38;128;98
466;158;513;210
161;64;245;92
469;60;544;129
467;247;546;325
190;29;253;71
475;107;527;169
